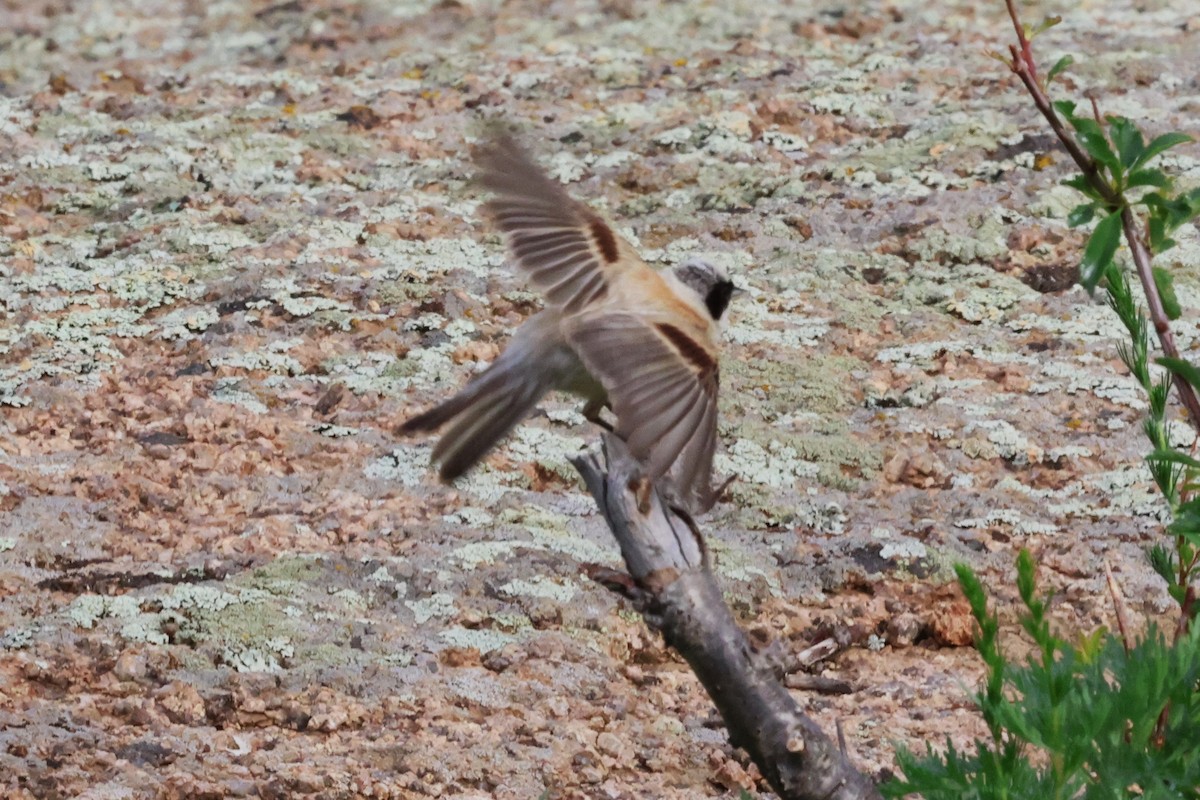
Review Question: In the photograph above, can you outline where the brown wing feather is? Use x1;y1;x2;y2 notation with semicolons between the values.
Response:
476;135;633;312
567;313;719;504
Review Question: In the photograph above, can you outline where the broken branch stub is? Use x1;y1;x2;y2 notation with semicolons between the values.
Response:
570;434;882;800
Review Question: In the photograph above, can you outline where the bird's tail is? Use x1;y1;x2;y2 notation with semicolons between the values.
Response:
396;361;549;482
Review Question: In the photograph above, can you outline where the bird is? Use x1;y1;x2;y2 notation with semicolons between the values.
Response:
396;134;740;513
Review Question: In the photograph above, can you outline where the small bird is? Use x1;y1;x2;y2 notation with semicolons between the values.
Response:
397;134;739;512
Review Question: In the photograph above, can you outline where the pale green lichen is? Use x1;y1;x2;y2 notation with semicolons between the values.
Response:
727;353;869;418
242;554;326;595
874;528;930;561
442;507;497;527
120;615;171;645
1008;302;1128;340
1034;360;1145;410
176;226;256;259
366;236;501;283
313;424;359;438
157;306;219;340
994;462;1165;522
365;564;407;595
329;588;369;612
211;378;269;414
222;638;294;673
726;300;830;348
956;509;1060;536
498;505;615;564
440;627;519;654
364;445;429;487
962;419;1042;465
321;351;405;396
67;594;109;629
716;438;820;489
452;540;521;570
501;425;588;483
407;592;457;625
210;338;306;376
499;576;578;603
160;584;251;613
1;626;34;649
453;463;523;505
706;534;784;594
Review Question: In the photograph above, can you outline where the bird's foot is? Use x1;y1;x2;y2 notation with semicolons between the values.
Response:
582;399;615;432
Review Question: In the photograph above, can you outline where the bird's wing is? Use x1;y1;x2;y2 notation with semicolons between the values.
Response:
567;311;719;502
476;135;639;313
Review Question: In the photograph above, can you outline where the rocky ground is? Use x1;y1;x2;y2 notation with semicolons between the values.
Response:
2;0;1199;797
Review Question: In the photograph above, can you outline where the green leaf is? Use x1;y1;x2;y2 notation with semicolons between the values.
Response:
1046;54;1073;83
1076;627;1106;663
1146;543;1176;587
955;563;989;625
1148;213;1176;254
1106;116;1145;169
1156;356;1200;392
1126;168;1169;190
1184;186;1200;214
1053;99;1078;121
1059;110;1120;175
1130;131;1193;172
1145;448;1200;469
1104;115;1142;169
1167;500;1200;547
1032;15;1062;36
1061;174;1103;201
1079;212;1122;293
1016;549;1037;608
1067;203;1095;227
1152;266;1182;320
1078;130;1121;174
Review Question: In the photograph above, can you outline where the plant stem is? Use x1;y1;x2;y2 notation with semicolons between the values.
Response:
1119;206;1200;426
1103;559;1135;653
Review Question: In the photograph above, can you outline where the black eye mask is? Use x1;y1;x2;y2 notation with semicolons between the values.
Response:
705;280;735;320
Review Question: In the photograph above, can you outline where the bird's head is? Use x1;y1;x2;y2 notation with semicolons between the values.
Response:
672;258;745;322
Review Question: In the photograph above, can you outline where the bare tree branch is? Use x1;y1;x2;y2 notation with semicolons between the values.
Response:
572;434;882;800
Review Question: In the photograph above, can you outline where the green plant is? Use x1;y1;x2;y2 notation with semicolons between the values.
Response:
885;552;1200;799
885;2;1200;796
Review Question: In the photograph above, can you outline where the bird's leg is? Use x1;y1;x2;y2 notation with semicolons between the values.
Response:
581;398;614;432
712;472;737;501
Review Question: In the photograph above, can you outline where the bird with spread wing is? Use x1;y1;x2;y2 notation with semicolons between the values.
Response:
397;134;739;513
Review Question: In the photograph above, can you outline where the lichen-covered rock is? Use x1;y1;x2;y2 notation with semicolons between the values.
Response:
1;0;1196;796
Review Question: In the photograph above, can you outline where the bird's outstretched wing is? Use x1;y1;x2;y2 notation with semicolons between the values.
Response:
476;135;638;313
567;311;719;508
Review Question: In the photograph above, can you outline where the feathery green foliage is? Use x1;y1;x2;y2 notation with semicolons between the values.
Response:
886;554;1200;799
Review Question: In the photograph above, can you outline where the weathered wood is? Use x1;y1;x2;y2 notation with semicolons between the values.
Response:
572;434;883;800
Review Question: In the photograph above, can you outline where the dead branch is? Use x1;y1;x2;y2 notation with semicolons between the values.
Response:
571;434;882;800
1103;558;1135;654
